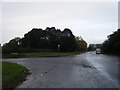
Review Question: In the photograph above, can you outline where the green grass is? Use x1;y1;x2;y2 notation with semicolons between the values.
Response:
3;52;81;58
2;61;30;89
22;52;81;57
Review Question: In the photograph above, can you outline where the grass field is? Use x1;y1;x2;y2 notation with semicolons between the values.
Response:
3;52;81;58
2;61;30;89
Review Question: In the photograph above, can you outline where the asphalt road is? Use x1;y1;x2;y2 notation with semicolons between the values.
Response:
3;51;119;88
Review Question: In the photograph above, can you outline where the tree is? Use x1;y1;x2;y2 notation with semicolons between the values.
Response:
76;36;87;51
59;28;77;52
2;27;88;53
21;28;49;49
20;27;78;52
101;29;120;54
87;44;96;51
2;37;21;53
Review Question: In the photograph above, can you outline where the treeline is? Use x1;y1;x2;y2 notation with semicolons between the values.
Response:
87;44;102;51
2;27;87;53
101;28;120;54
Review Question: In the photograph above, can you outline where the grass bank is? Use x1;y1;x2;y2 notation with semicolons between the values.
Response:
2;52;81;58
2;61;30;89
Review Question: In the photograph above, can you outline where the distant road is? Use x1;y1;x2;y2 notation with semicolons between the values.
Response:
3;51;119;88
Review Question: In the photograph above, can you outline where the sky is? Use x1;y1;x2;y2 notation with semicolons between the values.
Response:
1;1;118;45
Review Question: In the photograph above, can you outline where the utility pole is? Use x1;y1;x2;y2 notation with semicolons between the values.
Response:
58;44;60;52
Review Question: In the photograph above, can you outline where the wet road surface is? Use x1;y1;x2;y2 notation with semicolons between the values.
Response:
3;51;119;88
86;52;119;85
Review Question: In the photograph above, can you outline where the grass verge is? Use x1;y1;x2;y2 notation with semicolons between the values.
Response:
2;61;30;89
2;52;81;58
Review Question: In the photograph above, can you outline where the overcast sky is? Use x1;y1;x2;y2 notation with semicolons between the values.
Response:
2;2;118;45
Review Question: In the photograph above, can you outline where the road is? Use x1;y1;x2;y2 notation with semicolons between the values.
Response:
2;51;119;88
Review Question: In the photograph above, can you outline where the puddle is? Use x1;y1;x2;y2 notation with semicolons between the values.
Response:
81;64;92;68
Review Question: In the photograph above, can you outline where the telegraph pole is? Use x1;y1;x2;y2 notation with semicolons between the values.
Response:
58;44;60;52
